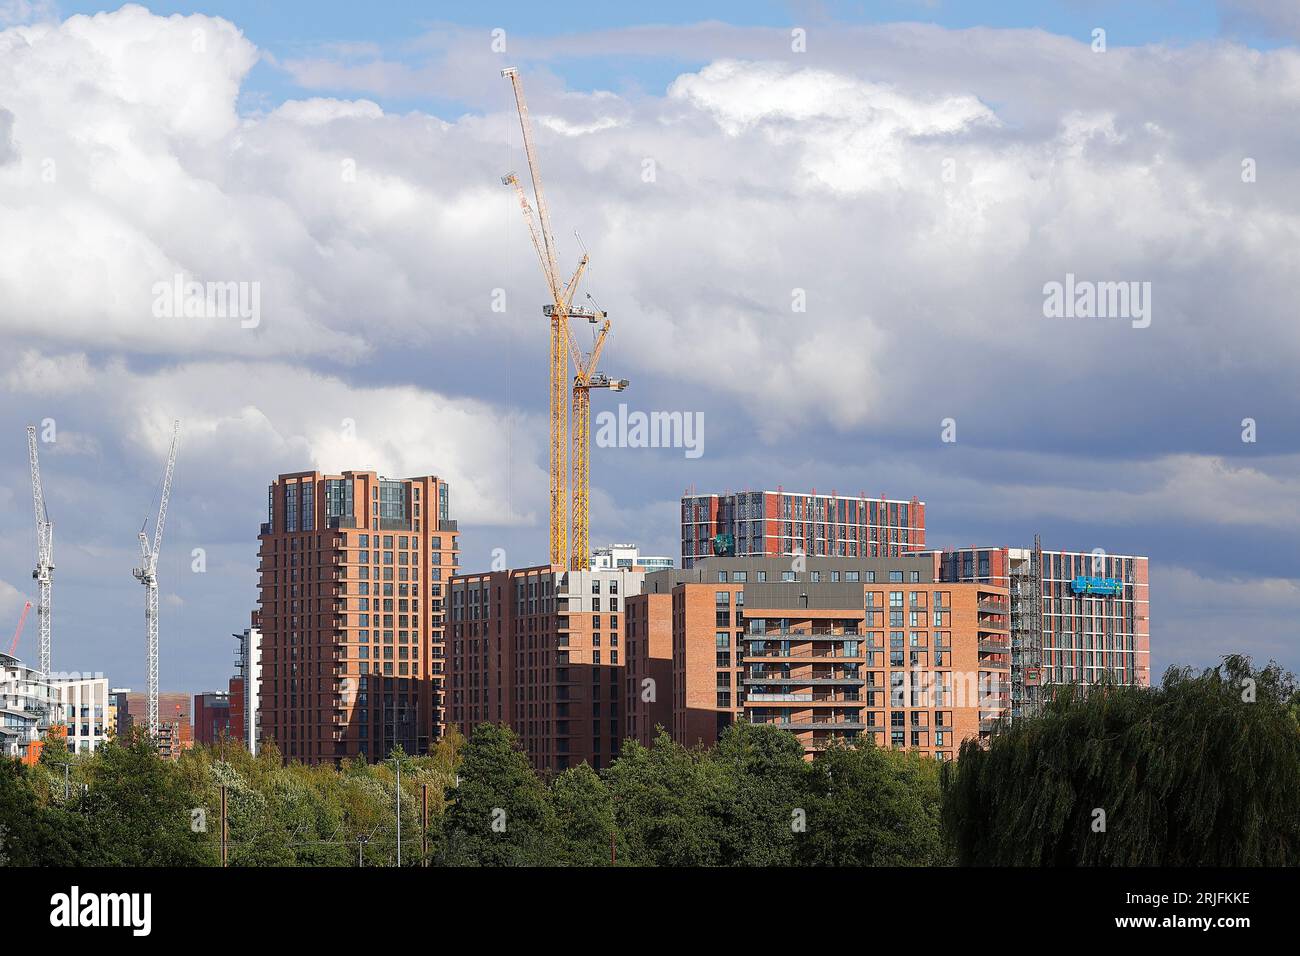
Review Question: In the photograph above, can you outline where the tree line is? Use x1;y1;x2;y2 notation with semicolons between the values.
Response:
2;655;1296;866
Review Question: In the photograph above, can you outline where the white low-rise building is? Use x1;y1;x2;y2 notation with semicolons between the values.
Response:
52;676;110;754
0;651;58;760
590;543;674;573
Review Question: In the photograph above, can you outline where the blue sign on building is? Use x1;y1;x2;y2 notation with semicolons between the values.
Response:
1071;576;1123;596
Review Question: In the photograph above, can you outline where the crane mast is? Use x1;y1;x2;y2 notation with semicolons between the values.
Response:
501;68;629;570
502;67;571;568
26;426;53;675
133;420;180;740
571;320;626;570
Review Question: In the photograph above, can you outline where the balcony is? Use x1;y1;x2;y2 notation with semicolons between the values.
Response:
745;692;862;704
742;676;865;686
745;646;865;660
748;626;865;638
751;716;867;730
806;734;866;750
978;640;1010;654
978;600;1008;613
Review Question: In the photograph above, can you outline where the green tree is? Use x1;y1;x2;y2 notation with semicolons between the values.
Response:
36;728;71;767
943;656;1300;866
78;737;216;866
549;763;619;866
604;731;731;866
435;724;554;866
214;759;299;867
0;757;90;865
712;721;812;866
800;740;946;866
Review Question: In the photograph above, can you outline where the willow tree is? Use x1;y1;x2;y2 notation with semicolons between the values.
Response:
942;656;1300;866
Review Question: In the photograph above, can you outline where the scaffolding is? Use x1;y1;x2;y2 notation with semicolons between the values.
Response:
1009;534;1044;719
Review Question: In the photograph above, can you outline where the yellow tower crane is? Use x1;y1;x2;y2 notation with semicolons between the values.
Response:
572;315;628;570
501;67;627;570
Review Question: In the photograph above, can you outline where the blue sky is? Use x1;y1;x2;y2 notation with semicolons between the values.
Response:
1;1;1298;695
52;1;1289;113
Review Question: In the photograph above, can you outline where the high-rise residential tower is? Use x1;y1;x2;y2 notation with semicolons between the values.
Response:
258;470;459;765
449;564;646;772
931;545;1150;718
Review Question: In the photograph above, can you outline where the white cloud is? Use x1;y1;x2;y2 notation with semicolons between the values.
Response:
3;350;96;394
270;97;385;125
0;576;26;622
3;9;1300;437
1;352;546;529
0;0;54;27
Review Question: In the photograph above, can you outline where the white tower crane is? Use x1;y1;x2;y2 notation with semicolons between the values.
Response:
26;426;53;676
133;420;180;740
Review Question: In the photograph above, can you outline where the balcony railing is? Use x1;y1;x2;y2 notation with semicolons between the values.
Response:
745;646;865;660
806;735;867;750
750;716;867;730
745;692;863;704
742;676;866;686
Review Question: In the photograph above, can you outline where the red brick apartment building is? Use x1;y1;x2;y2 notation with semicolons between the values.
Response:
931;546;1150;719
628;556;1009;761
258;470;459;764
624;592;673;745
193;691;232;745
681;490;925;568
448;565;646;773
119;692;192;758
